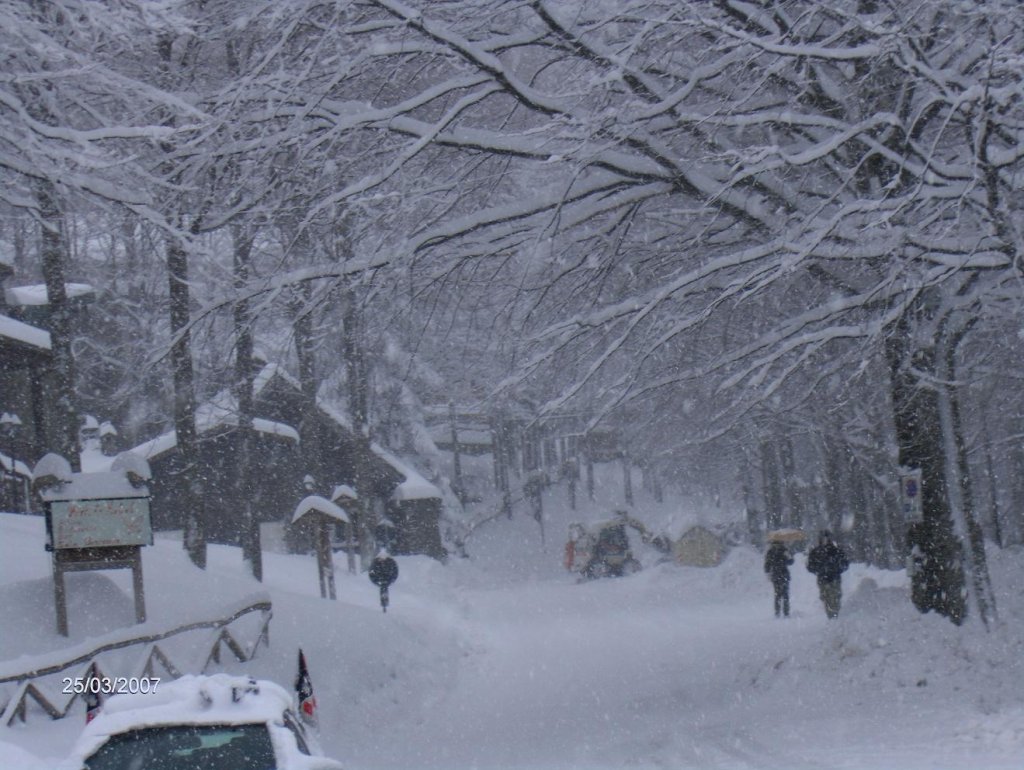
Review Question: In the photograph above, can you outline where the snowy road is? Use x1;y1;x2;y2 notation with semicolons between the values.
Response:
2;512;1022;770
338;549;1021;770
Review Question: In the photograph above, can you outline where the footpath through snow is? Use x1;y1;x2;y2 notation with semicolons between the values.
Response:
0;501;1022;769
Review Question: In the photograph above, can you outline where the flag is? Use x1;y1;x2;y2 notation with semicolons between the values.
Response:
295;649;317;727
84;688;101;723
84;670;102;723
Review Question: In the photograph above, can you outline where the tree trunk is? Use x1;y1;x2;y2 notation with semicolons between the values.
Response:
942;342;995;626
981;425;1003;549
885;310;964;624
868;478;890;567
739;450;761;545
1007;413;1024;546
36;181;80;470
12;217;28;274
846;467;870;560
449;401;465;505
760;440;783;531
779;436;802;529
289;280;321;558
232;223;261;581
821;433;845;537
344;285;376;569
167;233;205;569
491;413;513;518
622;455;634;506
585;436;595;502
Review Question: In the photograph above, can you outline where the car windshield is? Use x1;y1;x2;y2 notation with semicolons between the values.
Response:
84;724;275;770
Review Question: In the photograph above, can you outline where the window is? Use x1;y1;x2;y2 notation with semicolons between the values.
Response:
84;723;276;770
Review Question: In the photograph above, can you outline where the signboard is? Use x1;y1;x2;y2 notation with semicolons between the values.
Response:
899;468;923;521
48;497;152;549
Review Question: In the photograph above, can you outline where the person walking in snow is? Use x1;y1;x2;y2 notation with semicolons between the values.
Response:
764;540;794;617
806;530;849;619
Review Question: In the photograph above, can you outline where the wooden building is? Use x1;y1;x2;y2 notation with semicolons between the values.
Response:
0;258;54;511
117;361;446;559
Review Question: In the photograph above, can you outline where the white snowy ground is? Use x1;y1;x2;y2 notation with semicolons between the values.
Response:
1;483;1023;769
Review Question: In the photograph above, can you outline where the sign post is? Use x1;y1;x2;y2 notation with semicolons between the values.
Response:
37;456;152;637
292;496;349;601
369;553;398;613
899;467;923;522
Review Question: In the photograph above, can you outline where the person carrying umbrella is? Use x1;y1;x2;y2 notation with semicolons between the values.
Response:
764;540;794;617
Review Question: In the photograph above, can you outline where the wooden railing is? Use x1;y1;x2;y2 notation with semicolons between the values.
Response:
0;594;272;725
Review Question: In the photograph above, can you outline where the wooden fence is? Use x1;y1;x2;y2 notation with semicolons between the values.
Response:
0;595;272;725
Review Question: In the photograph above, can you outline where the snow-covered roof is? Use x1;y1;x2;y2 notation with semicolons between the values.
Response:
428;424;493;445
292;495;350;523
332;484;357;501
0;313;51;350
127;431;178;462
374;445;442;501
0;451;31;478
316;399;354;431
316;400;436;498
195;397;300;442
124;403;300;463
39;469;149;502
252;362;302;398
253;418;299;439
111;451;152;481
32;452;72;483
4;282;95;306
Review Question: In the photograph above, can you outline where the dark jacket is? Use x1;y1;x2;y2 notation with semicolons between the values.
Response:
807;541;849;583
764;543;794;582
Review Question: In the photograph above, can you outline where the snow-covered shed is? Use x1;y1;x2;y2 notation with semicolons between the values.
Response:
3;281;95;330
375;447;445;560
0;449;33;513
0;259;55;495
114;359;445;558
121;394;302;542
253;364;444;558
240;360;404;499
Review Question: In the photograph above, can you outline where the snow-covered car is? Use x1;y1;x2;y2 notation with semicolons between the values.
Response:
59;674;343;770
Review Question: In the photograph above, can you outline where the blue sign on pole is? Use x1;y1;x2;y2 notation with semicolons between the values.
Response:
900;468;923;520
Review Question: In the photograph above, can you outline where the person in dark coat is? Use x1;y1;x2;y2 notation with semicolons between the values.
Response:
806;530;849;619
764;541;794;617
